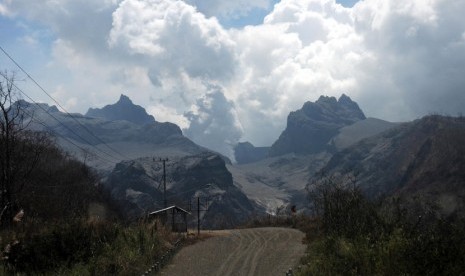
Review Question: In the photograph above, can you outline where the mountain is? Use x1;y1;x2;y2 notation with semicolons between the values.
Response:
269;94;365;157
229;95;395;213
106;153;256;228
19;97;258;226
313;115;465;205
23;100;204;171
234;142;269;164
86;94;155;125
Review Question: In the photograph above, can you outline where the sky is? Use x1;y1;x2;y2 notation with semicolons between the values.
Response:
1;0;465;159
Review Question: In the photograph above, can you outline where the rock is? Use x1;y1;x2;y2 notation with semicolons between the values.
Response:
105;153;256;228
269;94;365;156
86;94;155;125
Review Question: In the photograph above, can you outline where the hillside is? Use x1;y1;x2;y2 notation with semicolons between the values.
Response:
16;98;256;225
106;153;256;228
314;115;465;206
19;99;206;171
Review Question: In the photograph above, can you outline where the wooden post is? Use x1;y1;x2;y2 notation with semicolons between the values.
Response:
184;212;187;234
172;208;175;232
197;197;200;235
162;159;167;208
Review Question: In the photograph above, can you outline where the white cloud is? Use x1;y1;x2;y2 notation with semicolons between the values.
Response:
109;0;237;81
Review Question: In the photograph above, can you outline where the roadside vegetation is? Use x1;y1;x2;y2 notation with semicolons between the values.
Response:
0;71;180;274
297;176;465;275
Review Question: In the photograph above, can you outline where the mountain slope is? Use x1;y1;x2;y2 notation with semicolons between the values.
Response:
269;94;365;157
314;115;465;203
329;117;399;150
233;142;269;164
106;153;256;227
21;99;205;171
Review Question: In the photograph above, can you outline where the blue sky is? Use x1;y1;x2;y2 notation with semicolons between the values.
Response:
221;0;359;28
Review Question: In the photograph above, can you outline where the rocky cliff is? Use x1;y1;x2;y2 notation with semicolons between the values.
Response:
269;94;365;156
86;94;155;125
106;153;256;228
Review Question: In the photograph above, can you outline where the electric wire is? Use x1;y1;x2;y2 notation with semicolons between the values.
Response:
23;109;117;165
0;74;119;164
0;45;130;161
17;89;118;165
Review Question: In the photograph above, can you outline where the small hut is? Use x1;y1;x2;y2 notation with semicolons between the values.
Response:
149;206;190;233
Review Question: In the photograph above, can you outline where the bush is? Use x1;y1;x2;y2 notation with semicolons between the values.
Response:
300;180;465;275
1;220;170;274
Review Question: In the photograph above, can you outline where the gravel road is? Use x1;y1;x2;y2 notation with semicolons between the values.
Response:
160;227;306;276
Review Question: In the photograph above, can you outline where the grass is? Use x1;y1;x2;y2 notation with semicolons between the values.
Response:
0;218;182;275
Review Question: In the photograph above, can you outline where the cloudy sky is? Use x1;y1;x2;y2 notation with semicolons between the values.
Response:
1;0;465;158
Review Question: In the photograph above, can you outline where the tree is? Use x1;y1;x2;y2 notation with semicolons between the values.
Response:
0;71;40;225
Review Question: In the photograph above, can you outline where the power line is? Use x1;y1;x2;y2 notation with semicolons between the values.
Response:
0;45;130;161
0;74;119;164
24;110;117;165
17;89;118;165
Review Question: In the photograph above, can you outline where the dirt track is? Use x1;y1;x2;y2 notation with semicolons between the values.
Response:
160;227;306;276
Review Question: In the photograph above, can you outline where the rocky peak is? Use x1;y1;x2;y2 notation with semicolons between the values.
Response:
117;94;132;105
86;94;155;125
269;94;366;156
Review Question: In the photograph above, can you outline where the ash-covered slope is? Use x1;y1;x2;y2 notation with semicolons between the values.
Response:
329;117;399;150
86;94;155;125
313;115;465;202
269;94;365;157
20;98;206;171
106;153;256;228
234;142;270;164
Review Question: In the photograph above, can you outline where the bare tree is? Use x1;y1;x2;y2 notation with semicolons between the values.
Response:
0;71;33;224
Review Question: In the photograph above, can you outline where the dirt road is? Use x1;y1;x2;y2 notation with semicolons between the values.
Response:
160;227;306;276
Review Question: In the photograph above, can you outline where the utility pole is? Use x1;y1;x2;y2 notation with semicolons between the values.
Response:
154;157;169;208
197;197;200;235
162;158;168;208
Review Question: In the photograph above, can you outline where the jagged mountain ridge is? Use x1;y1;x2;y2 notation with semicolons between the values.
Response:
86;94;155;125
231;94;400;213
269;94;366;157
21;98;205;171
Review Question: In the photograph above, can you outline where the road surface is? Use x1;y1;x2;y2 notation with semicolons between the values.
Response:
160;227;306;276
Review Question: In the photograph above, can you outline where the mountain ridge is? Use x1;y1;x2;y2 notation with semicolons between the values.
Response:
269;94;366;157
86;94;156;125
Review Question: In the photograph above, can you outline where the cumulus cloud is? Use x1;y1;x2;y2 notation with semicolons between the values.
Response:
352;0;465;119
109;0;237;81
184;86;243;159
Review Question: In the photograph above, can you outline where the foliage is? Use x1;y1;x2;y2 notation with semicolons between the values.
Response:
299;179;465;275
1;220;173;275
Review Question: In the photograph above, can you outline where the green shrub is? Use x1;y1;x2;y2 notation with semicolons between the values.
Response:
1;220;168;275
300;182;465;275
